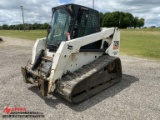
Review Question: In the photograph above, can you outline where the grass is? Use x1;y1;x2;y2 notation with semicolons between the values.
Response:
120;28;160;60
0;28;160;60
0;30;47;40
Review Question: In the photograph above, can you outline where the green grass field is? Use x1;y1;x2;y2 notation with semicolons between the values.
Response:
0;30;47;40
121;28;160;59
0;29;160;59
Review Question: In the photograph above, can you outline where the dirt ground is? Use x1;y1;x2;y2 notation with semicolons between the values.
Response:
0;37;160;120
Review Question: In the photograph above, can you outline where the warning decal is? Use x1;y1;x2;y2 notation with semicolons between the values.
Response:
113;41;119;50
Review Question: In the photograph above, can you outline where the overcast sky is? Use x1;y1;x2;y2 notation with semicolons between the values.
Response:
0;0;160;27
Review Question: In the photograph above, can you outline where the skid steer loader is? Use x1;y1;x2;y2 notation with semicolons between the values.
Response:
21;4;122;103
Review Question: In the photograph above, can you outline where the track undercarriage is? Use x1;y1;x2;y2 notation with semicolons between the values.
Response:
56;55;122;103
22;55;122;103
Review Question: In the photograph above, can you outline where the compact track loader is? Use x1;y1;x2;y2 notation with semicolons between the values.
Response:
21;4;122;103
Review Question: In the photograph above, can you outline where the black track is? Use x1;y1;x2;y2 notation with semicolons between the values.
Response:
56;55;122;103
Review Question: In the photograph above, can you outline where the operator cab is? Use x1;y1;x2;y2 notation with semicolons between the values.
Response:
47;4;101;51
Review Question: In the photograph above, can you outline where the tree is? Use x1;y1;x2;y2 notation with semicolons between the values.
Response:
137;18;145;28
2;24;9;30
102;12;120;27
41;23;49;29
16;24;23;30
133;17;139;28
112;11;121;27
33;23;39;30
9;25;16;30
118;12;125;28
123;13;134;28
102;11;145;29
0;23;50;30
102;12;112;27
99;12;103;27
102;11;136;28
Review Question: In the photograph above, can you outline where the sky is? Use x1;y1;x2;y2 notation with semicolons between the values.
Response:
0;0;160;27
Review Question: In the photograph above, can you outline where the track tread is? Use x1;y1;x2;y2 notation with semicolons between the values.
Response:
56;55;122;103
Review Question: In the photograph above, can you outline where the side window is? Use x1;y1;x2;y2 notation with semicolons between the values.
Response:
76;9;100;38
76;9;89;37
85;12;99;35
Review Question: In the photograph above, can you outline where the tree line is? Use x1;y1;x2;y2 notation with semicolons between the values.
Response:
0;23;49;30
100;11;145;28
0;11;145;30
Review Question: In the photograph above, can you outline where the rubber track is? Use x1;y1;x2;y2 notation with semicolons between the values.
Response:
56;55;122;103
